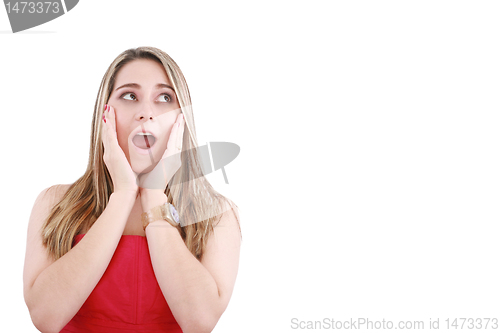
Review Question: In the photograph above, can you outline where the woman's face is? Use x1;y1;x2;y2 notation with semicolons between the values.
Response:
108;58;182;174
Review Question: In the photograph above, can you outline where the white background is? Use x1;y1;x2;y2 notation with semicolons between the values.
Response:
1;1;500;332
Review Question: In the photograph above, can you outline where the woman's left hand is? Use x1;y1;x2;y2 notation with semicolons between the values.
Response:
137;113;185;199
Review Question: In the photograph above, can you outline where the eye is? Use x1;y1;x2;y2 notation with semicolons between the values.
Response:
158;93;172;103
121;92;137;101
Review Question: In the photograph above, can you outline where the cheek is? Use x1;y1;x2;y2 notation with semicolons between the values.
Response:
157;111;181;135
158;122;176;147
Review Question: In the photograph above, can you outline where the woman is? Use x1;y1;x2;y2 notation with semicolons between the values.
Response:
23;46;242;333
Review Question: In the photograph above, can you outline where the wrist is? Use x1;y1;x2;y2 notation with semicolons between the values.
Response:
142;201;180;231
145;220;177;233
140;189;167;211
110;190;137;204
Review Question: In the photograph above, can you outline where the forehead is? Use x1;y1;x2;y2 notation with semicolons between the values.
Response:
114;58;171;86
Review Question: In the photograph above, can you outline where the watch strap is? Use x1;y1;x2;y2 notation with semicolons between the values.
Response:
142;202;180;230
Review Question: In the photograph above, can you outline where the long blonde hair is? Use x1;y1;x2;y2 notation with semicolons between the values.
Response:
41;46;240;261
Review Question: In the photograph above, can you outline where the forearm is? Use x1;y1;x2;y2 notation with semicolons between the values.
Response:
146;223;222;333
28;191;136;332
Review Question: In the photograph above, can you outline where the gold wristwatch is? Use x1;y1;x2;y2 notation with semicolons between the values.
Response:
142;202;180;231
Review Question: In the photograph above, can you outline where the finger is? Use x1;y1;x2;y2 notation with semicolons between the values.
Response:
107;105;119;145
165;116;181;154
176;114;184;151
101;105;108;148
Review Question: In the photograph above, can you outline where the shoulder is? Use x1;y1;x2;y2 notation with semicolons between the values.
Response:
33;184;72;212
29;184;72;233
46;184;72;197
213;198;241;234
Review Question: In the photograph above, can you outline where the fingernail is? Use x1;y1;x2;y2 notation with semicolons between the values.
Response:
104;104;107;111
103;114;106;123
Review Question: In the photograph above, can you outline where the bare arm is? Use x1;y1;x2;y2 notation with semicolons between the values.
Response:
23;185;136;333
143;192;242;333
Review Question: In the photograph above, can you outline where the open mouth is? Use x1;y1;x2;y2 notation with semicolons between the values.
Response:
132;132;156;149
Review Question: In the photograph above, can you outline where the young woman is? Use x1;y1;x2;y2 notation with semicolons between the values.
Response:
23;46;242;333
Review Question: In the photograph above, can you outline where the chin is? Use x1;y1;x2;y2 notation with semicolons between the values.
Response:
130;155;159;175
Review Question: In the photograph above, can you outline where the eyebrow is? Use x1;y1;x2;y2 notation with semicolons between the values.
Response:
115;83;175;91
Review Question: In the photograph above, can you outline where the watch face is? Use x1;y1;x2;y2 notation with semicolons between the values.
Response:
169;203;180;223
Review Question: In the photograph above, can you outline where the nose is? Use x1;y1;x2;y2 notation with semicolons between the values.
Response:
135;103;155;122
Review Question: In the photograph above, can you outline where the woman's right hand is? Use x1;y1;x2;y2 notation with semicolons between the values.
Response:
102;105;138;195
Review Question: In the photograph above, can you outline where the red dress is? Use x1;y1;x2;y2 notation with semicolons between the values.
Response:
60;234;183;333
